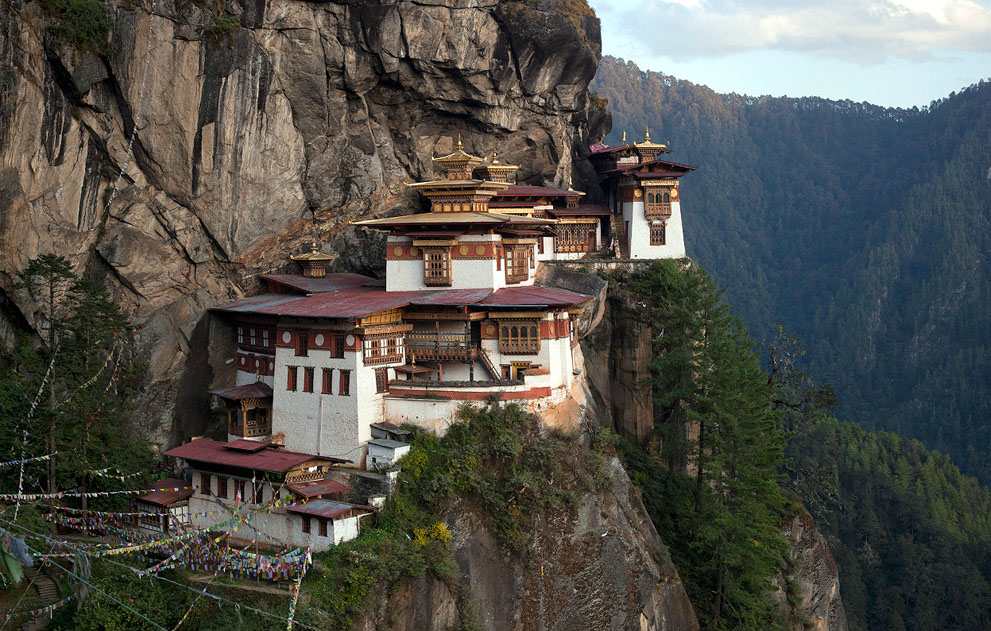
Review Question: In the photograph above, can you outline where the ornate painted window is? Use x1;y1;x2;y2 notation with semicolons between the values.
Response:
363;335;404;365
499;321;541;355
375;368;389;393
423;247;452;286
554;224;595;253
504;246;530;284
649;222;666;246
645;188;673;217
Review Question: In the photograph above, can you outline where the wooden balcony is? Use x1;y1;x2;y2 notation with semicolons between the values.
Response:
406;332;478;362
644;202;672;218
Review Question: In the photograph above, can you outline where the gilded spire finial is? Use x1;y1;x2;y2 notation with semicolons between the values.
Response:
457;134;463;151
622;130;626;143
310;240;319;254
644;126;650;142
492;150;499;164
568;176;574;191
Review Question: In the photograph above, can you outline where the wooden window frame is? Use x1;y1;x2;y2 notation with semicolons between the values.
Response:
301;516;310;534
253;482;265;505
200;473;211;496
295;332;309;357
363;335;404;366
322;368;334;394
217;476;228;499
318;519;328;537
375;368;388;393
235;479;246;502
649;222;666;246
303;367;314;393
423;247;452;287
339;369;351;396
287;366;298;391
504;246;530;284
330;335;345;359
554;224;595;253
498;321;541;355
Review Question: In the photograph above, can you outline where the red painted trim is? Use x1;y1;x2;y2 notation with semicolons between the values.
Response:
387;386;552;401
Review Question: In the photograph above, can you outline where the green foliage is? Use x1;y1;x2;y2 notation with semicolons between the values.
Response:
591;58;991;487
2;254;153;504
622;261;791;631
787;416;991;631
39;0;113;52
300;403;589;630
205;16;240;41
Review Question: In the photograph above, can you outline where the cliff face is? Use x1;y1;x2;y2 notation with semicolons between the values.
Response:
355;456;700;631
776;512;848;631
0;0;608;444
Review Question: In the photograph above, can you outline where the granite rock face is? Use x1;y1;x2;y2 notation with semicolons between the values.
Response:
355;456;700;631
776;511;849;631
0;0;608;444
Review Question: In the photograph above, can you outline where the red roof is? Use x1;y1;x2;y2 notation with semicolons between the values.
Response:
215;285;588;318
260;273;375;295
136;477;193;507
288;479;349;498
286;499;372;520
546;206;613;217
599;158;696;176
480;286;590;308
495;185;580;198
209;382;273;401
225;439;270;452
165;439;344;473
588;142;609;153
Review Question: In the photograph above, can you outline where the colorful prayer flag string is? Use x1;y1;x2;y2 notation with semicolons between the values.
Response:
0;594;76;622
0;452;56;468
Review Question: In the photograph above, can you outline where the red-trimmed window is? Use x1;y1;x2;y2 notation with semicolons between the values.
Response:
301;516;310;534
303;367;314;393
295;332;309;357
217;476;228;499
375;368;388;394
322;368;334;394
331;335;345;359
287;366;298;391
200;473;211;496
339;370;351;396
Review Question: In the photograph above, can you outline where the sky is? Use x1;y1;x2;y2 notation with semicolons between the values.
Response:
587;0;991;108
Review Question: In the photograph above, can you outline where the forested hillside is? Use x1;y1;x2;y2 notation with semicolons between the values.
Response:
591;57;991;483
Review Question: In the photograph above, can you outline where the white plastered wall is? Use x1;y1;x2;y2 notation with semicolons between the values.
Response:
623;200;686;259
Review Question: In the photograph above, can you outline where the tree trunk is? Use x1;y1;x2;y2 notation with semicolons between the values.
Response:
694;419;705;513
713;554;725;629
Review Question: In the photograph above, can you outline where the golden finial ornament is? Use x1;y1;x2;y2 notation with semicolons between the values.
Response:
457;134;463;151
621;130;626;143
644;126;650;142
492;150;499;164
568;176;574;191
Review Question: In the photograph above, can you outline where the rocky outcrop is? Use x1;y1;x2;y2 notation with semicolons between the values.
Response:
580;279;655;442
775;511;848;631
356;456;699;631
0;0;609;444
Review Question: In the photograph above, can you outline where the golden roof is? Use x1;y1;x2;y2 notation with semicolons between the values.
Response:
634;126;668;150
289;241;338;262
479;151;520;173
431;135;484;169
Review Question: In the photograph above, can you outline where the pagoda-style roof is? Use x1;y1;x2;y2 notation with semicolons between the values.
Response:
633;127;669;150
599;158;696;177
289;242;337;263
473;152;520;182
354;211;556;229
495;185;584;199
431;137;485;171
165;438;346;473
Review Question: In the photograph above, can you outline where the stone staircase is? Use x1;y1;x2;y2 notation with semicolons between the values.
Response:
610;214;629;258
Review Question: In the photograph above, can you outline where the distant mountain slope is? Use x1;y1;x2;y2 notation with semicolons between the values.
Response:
590;56;991;482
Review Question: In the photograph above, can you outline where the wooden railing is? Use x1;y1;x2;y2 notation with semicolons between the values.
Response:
644;202;672;218
406;332;477;362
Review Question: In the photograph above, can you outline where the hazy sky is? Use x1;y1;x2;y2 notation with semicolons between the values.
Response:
587;0;991;108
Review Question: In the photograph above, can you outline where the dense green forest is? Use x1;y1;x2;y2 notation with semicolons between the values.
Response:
620;261;991;631
591;57;991;484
